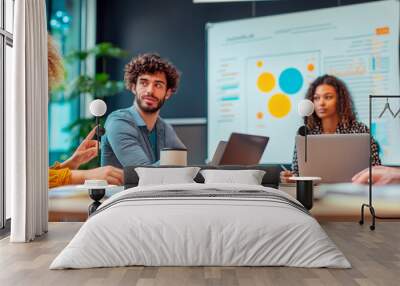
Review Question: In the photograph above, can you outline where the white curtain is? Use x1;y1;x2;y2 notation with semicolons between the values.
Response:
7;0;48;242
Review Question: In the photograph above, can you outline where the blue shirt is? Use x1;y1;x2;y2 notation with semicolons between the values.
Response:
101;105;185;168
148;127;158;161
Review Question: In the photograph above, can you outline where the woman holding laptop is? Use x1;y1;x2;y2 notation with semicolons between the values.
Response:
280;74;381;183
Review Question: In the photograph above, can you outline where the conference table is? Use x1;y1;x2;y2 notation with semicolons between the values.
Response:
280;183;400;221
49;183;400;222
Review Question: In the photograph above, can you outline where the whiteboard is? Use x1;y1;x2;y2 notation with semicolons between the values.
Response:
207;0;400;164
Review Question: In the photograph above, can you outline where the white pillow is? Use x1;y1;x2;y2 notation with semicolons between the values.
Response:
200;169;265;185
135;167;200;186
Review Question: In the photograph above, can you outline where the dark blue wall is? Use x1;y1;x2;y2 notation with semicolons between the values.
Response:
97;0;378;118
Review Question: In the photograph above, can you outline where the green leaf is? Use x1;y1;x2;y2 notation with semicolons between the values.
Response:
95;73;110;83
90;42;128;58
66;51;90;62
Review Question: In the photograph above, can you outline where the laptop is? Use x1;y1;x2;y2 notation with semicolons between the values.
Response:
210;133;269;166
209;140;227;166
296;134;370;183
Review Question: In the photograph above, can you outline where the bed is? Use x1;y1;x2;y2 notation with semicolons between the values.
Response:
50;166;350;269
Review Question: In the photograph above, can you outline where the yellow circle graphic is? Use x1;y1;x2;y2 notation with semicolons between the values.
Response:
257;60;263;68
307;63;315;71
257;72;275;93
256;112;264;119
268;93;291;118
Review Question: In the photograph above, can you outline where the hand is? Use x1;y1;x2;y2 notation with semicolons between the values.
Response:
71;166;124;186
280;170;295;183
63;126;99;170
352;166;400;185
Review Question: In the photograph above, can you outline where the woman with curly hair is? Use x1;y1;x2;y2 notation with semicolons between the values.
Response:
280;74;381;183
47;35;123;187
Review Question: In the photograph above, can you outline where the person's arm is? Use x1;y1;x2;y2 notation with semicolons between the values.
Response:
70;166;124;186
280;146;296;183
49;168;72;188
352;166;400;185
49;166;124;187
106;116;153;167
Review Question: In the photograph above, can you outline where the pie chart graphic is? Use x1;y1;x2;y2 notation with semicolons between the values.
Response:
279;67;304;94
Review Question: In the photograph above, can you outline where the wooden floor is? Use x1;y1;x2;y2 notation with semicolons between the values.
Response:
0;222;399;286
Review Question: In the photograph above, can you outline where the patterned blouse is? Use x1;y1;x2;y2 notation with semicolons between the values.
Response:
291;121;381;175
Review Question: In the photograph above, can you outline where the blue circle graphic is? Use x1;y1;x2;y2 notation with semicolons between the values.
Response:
279;68;304;94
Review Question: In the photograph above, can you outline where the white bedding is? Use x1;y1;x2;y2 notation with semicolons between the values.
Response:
50;183;351;269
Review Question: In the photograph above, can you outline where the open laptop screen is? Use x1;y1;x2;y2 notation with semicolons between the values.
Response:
219;133;269;165
296;134;369;183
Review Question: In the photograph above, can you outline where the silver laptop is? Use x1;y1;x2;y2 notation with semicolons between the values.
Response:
296;134;370;183
209;140;227;166
210;133;269;166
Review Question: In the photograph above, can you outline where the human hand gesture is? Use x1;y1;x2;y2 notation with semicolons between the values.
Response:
63;126;99;170
280;170;295;183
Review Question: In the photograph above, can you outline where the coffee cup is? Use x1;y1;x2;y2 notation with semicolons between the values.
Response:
160;148;187;166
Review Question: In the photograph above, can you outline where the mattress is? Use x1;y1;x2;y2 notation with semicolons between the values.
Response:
50;183;350;269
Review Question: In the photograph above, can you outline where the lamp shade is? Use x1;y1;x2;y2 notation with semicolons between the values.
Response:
298;99;314;117
89;99;107;117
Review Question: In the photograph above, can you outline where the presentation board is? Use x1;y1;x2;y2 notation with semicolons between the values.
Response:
207;0;400;164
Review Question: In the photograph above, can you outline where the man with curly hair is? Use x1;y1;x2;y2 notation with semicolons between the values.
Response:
101;53;186;167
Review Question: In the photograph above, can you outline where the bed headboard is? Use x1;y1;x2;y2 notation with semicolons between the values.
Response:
123;165;281;189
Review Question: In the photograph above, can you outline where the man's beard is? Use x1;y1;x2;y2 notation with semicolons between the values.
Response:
136;94;166;114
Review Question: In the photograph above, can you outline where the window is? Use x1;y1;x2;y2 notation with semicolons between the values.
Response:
47;0;97;168
1;0;14;231
5;0;13;33
48;0;86;166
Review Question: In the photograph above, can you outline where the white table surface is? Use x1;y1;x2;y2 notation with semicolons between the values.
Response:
49;185;125;198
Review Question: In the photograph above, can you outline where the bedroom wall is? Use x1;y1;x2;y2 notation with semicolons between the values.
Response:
96;0;380;165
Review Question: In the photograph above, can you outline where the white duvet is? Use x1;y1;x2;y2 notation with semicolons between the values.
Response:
50;183;351;269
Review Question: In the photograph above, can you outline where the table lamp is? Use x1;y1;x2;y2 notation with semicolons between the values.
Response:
87;99;107;215
297;99;314;162
292;99;318;210
89;99;107;166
